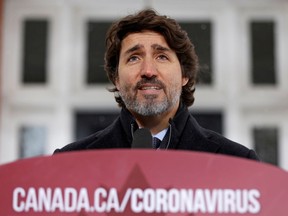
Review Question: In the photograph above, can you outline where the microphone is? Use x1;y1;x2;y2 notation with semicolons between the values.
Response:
131;128;152;149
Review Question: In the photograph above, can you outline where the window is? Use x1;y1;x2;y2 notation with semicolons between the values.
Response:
179;22;213;85
19;126;46;158
86;21;112;84
250;21;276;85
192;112;223;134
22;19;49;84
75;112;119;139
253;127;278;165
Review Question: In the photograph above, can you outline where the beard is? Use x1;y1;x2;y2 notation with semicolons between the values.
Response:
118;78;181;116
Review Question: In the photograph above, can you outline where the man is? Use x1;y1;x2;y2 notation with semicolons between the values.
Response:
54;9;259;160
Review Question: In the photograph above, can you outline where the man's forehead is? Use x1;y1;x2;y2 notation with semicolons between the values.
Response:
122;31;168;45
120;32;171;54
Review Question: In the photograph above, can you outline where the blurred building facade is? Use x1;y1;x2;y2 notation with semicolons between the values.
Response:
1;0;288;170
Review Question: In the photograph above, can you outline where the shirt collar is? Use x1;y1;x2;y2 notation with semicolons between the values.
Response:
153;128;168;141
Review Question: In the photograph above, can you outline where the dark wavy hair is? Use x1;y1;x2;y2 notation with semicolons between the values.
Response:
104;9;199;107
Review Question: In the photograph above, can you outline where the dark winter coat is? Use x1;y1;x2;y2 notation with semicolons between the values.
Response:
54;104;259;161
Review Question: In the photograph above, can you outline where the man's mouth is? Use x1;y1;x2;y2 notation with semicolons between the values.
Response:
135;79;165;95
137;84;163;97
139;86;161;90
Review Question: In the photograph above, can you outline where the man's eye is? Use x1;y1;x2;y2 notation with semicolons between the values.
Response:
157;55;169;61
128;56;139;62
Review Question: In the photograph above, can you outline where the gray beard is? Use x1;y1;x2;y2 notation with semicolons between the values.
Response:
119;90;180;116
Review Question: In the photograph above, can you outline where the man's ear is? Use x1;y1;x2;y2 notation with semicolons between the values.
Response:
182;77;189;86
115;77;120;90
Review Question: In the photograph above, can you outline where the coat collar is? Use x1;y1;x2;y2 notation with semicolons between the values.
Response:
168;103;221;153
119;107;138;143
87;103;221;153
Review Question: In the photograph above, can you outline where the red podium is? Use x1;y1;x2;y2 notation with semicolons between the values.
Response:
0;150;288;215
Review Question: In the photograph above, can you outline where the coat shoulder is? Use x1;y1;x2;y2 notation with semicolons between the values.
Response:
202;128;259;160
53;130;103;153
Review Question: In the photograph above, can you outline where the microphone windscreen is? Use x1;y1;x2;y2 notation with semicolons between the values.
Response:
131;128;152;149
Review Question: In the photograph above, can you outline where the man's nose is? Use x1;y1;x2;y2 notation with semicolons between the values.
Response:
140;58;157;78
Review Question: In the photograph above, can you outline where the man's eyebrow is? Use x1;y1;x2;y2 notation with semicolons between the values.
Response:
151;44;171;52
123;44;143;55
123;43;171;56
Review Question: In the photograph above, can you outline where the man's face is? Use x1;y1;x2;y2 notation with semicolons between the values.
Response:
116;31;188;116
